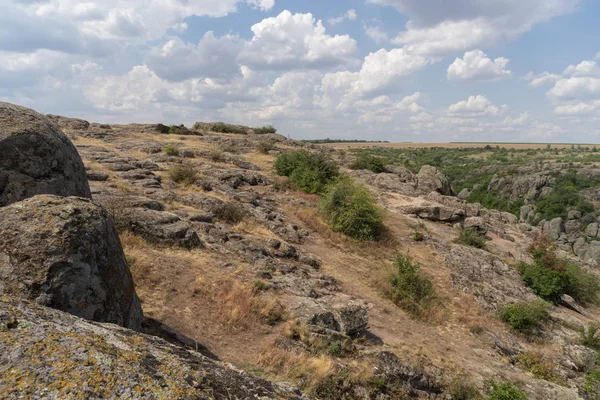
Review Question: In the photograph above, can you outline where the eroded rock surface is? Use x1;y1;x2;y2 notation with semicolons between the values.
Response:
0;102;91;206
0;195;143;329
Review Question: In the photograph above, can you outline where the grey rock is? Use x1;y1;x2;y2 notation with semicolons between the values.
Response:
0;102;91;206
564;219;581;235
464;216;487;233
585;223;599;238
457;188;471;200
568;210;582;220
86;170;109;181
544;217;563;241
564;344;597;372
0;297;308;400
0;195;142;330
520;204;536;222
333;301;368;335
415;165;454;196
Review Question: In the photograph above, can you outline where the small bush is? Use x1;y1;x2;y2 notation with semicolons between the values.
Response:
208;149;226;163
581;325;600;350
163;145;179;156
258;141;276;154
487;381;526;400
214;202;247;223
320;177;384;241
168;125;179;135
389;254;437;318
447;375;480;400
210;122;246;134
413;232;425;242
584;370;600;399
516;352;562;383
520;234;600;304
455;228;486;249
254;125;277;134
168;165;197;185
275;150;339;194
352;154;386;173
499;300;551;335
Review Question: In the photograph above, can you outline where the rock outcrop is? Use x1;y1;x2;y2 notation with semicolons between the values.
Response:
0;102;91;206
0;195;143;330
0;297;308;400
415;165;455;196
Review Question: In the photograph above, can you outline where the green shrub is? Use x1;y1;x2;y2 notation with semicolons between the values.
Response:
168;125;180;135
455;228;486;249
168;165;197;185
389;254;437;318
275;150;339;194
320;177;384;241
214;202;247;223
517;262;566;304
519;236;600;304
535;171;598;220
352;154;386;173
499;300;550;335
210;122;246;134
258;141;276;154
447;375;480;400
516;352;562;383
163;144;179;156
581;325;600;350
584;370;600;399
254;125;277;134
413;232;425;242
487;381;526;400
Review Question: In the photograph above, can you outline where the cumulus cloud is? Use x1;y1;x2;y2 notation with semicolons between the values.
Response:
524;71;561;87
448;95;506;117
363;24;389;44
146;32;244;82
447;50;511;82
555;101;600;116
328;9;357;26
238;11;358;70
376;0;580;56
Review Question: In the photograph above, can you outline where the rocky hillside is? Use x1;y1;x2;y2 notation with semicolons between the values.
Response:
1;102;600;399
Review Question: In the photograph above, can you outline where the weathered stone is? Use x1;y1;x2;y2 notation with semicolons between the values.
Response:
564;344;597;372
0;297;308;400
543;217;563;241
86;170;109;181
0;102;91;206
0;195;143;330
520;204;536;222
585;223;599;237
568;210;582;220
457;188;471;200
333;301;368;335
464;217;487;233
415;165;455;196
564;219;581;235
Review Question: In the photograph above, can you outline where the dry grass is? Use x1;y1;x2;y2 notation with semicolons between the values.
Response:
232;220;279;239
207;280;286;331
258;347;334;390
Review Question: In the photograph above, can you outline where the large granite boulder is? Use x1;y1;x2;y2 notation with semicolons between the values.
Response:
0;102;91;206
415;165;455;196
0;195;143;330
0;297;308;400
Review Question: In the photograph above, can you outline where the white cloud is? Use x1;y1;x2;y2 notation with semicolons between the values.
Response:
563;60;600;77
364;25;389;44
555;101;600;116
238;11;358;70
328;9;357;26
447;50;511;82
524;71;561;87
146;32;244;81
547;77;600;100
448;95;506;117
503;112;529;126
376;0;580;56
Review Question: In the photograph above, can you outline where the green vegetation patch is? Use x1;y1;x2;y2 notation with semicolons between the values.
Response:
499;300;551;336
320;177;384;241
388;254;438;319
275;150;339;194
487;381;526;400
351;154;387;173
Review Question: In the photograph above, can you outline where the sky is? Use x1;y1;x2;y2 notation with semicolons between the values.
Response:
2;0;600;142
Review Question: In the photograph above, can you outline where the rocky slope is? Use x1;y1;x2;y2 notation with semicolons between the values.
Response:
1;103;600;399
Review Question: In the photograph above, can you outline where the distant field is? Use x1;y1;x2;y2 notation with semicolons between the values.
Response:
319;142;598;150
